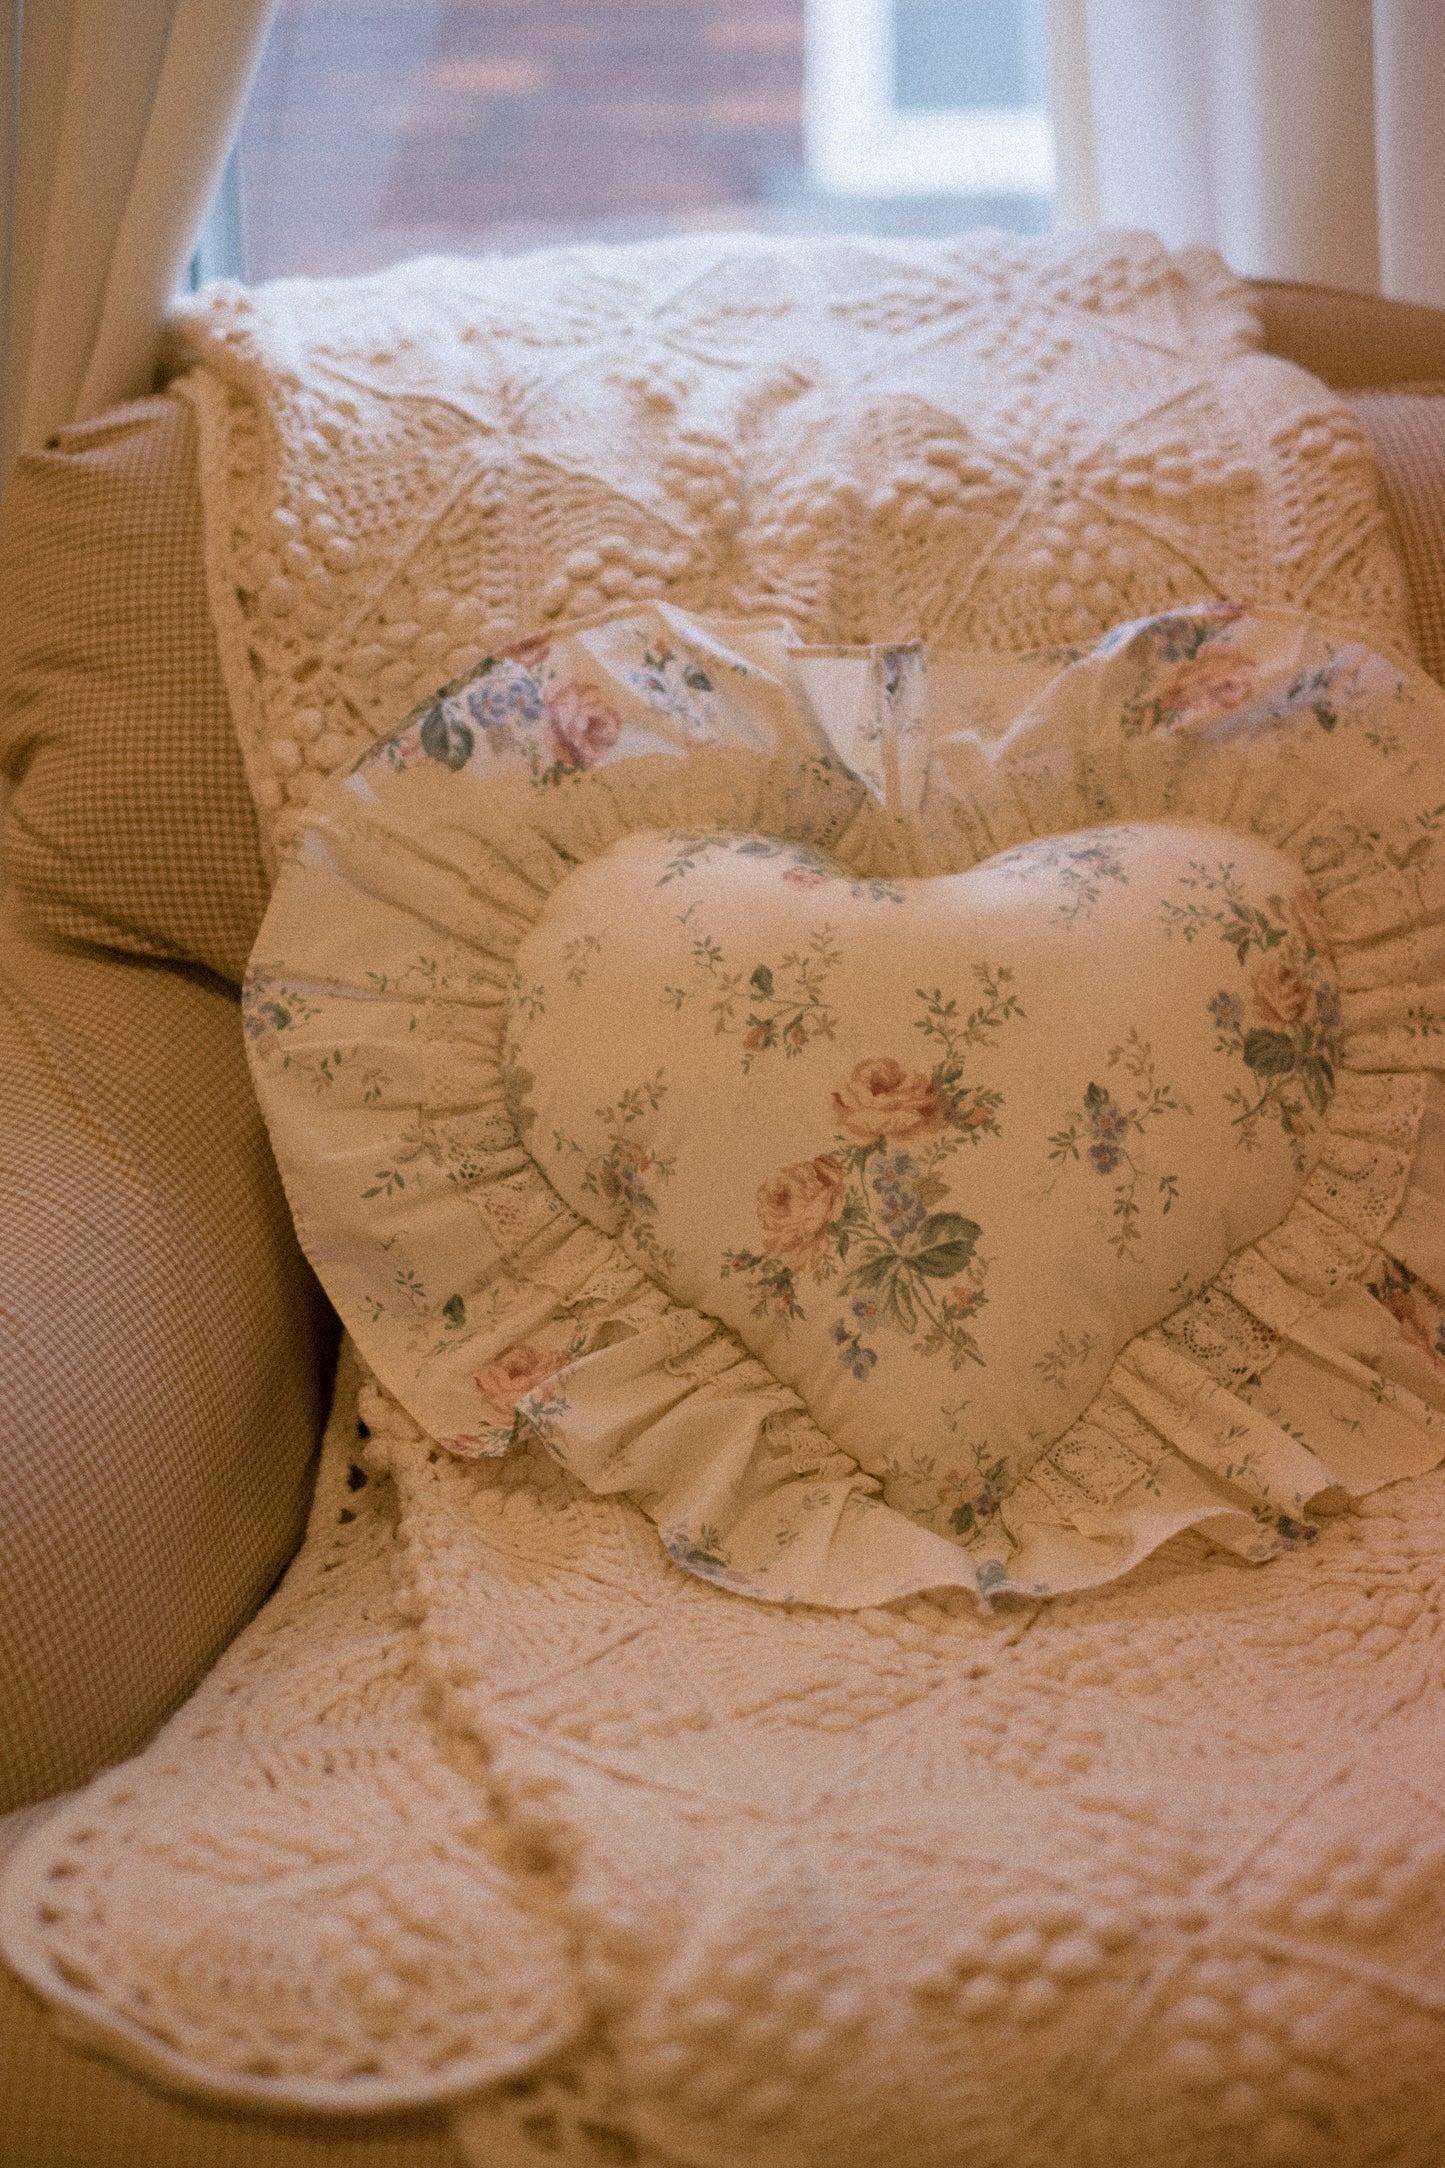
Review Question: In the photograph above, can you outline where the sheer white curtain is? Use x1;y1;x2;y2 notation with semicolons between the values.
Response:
1;0;274;483
1051;0;1445;306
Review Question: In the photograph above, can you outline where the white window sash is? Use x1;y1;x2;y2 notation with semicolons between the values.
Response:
805;0;1055;198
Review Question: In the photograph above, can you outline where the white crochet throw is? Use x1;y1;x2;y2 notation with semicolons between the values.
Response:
5;231;1445;2168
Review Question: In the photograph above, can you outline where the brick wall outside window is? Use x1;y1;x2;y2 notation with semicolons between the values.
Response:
239;0;808;279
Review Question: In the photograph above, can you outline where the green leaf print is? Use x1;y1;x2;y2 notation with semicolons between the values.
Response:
1049;1033;1187;1261
909;1213;981;1277
420;703;474;770
1241;1028;1298;1076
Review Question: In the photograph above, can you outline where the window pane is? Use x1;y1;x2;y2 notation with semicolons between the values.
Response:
893;0;1047;113
232;0;1053;283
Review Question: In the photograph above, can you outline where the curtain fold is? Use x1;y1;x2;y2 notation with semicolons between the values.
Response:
1373;0;1445;312
1061;0;1445;307
1;0;273;486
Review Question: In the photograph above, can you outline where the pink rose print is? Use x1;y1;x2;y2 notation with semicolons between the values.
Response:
1284;881;1335;968
954;1095;998;1131
830;1056;947;1145
1384;1289;1445;1372
1250;952;1314;1028
435;1431;499;1461
545;680;622;769
1158;648;1259;722
755;1153;847;1273
744;1020;808;1054
502;635;551;670
726;985;1012;1363
472;1343;571;1424
781;866;827;890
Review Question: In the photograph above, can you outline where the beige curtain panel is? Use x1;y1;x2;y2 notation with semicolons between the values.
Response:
1052;0;1445;307
0;0;273;484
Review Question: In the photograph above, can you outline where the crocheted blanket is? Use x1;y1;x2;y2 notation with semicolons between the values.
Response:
160;228;1404;875
6;232;1445;2168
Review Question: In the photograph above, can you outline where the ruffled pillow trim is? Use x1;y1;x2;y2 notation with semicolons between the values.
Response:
246;601;1445;1606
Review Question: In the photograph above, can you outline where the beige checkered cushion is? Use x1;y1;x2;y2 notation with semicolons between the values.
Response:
0;394;338;1820
1348;385;1445;688
0;901;335;1812
0;395;269;984
1253;280;1445;688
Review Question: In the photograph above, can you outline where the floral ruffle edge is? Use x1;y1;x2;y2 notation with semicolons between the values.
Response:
245;600;1445;1605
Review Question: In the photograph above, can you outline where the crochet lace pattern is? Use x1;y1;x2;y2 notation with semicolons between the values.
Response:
160;227;1406;875
5;233;1445;2168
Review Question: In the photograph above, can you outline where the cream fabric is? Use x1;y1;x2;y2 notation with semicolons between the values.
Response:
1371;0;1445;308
2;0;273;480
10;1181;1445;2164
164;228;1410;883
0;1801;466;2168
246;600;1445;1614
6;234;1445;2165
1;1347;581;2123
514;818;1317;1530
1075;1;1445;307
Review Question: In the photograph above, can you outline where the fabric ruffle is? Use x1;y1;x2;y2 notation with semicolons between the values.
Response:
245;600;1445;1606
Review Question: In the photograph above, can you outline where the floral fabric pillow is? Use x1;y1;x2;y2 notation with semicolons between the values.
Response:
506;820;1337;1569
245;602;1445;1606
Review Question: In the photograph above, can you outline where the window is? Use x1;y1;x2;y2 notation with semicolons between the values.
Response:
208;0;1056;285
806;0;1051;211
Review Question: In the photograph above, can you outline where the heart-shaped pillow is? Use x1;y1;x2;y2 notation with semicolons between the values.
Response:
244;600;1445;1609
505;820;1340;1547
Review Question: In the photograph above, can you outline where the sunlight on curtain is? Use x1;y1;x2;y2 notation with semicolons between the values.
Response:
2;0;273;480
1373;0;1445;310
1078;0;1445;306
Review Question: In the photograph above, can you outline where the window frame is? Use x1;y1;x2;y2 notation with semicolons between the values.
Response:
804;0;1054;199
